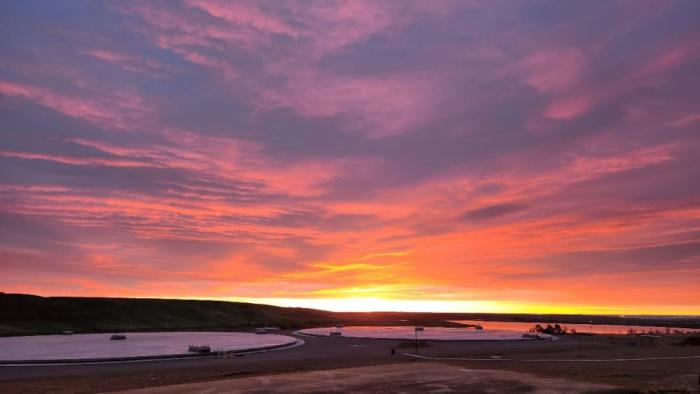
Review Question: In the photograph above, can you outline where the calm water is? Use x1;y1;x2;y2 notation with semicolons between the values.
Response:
298;326;542;340
452;320;700;335
0;332;297;361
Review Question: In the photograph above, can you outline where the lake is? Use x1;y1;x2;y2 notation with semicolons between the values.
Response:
452;320;700;335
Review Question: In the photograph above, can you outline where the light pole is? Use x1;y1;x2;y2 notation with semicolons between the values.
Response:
414;320;419;355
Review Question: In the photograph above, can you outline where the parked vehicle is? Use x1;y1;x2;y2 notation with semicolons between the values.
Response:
188;345;211;353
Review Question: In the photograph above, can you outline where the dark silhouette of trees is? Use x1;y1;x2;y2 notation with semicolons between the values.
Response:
533;323;567;335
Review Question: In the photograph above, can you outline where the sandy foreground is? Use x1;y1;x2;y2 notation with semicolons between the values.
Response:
112;362;616;394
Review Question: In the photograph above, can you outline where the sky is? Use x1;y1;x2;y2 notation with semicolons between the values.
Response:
1;1;699;315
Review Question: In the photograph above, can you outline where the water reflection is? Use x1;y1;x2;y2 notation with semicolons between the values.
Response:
452;320;700;335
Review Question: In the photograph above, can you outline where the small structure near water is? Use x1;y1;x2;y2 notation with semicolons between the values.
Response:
521;333;546;340
188;345;212;353
110;334;127;340
255;326;280;334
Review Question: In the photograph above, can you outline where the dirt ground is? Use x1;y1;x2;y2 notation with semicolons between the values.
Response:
113;362;619;394
0;332;698;393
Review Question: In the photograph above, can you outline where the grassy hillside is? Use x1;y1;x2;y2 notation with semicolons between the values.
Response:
0;293;336;336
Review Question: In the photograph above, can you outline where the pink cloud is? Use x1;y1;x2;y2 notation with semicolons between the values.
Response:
629;41;699;81
84;49;168;75
511;49;586;93
121;1;449;136
171;47;237;80
668;113;700;127
542;94;594;120
0;150;157;168
255;71;443;137
0;80;151;131
186;0;298;37
566;144;677;179
539;39;699;121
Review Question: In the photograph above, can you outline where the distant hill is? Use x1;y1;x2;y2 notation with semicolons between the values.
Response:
0;293;336;336
1;293;698;336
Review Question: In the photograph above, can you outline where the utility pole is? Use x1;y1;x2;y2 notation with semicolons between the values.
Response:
414;320;419;355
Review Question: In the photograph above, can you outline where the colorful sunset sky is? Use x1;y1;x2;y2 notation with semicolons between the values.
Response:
1;1;699;315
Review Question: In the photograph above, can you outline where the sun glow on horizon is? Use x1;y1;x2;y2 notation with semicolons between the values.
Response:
206;297;700;316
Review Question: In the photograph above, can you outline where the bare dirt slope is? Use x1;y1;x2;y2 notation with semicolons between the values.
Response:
111;362;618;394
